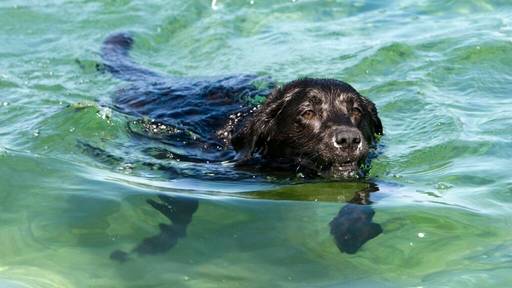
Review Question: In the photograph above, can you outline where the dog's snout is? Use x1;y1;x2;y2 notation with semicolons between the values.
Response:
334;128;362;149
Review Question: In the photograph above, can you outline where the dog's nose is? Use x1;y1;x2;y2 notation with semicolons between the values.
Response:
334;129;361;149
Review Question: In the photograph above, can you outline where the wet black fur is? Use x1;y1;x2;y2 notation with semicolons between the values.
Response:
101;32;382;178
232;78;383;178
100;32;383;260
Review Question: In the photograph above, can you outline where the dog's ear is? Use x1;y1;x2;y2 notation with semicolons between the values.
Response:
231;86;293;161
363;97;383;136
231;118;264;162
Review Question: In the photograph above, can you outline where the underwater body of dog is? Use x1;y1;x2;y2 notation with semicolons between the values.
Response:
99;33;384;262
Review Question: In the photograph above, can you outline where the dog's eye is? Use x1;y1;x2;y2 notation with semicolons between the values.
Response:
352;107;363;117
301;110;316;120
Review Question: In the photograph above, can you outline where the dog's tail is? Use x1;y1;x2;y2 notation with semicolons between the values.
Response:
101;32;161;82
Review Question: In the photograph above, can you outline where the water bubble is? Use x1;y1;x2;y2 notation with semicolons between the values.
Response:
69;127;75;133
118;163;134;174
250;0;254;4
435;182;453;190
97;107;112;120
417;232;425;238
33;130;40;137
2;102;8;106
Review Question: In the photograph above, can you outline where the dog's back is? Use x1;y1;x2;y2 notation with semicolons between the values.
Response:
101;33;275;161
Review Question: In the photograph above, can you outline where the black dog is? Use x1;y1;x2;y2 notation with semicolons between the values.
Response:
100;33;383;261
231;77;383;178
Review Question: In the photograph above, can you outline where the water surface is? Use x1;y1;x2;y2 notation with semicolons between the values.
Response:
1;0;512;287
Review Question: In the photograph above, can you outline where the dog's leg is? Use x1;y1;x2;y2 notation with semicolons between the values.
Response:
329;184;382;254
110;195;199;263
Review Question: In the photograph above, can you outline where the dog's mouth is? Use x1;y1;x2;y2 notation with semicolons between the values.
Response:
296;156;364;179
321;162;362;178
299;161;361;179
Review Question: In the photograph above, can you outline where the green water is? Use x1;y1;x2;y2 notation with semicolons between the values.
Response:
1;0;512;287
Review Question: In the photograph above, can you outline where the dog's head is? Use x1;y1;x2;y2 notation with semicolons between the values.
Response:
232;78;382;178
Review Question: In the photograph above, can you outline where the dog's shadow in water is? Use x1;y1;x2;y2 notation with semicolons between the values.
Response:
110;183;382;263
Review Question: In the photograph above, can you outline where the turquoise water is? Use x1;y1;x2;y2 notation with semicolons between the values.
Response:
1;0;512;287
